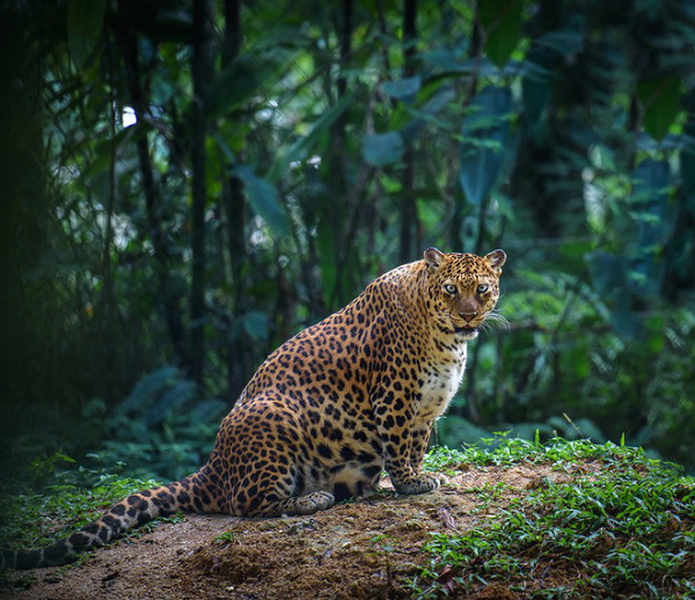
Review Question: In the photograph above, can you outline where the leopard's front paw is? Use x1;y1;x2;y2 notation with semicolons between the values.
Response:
392;473;442;495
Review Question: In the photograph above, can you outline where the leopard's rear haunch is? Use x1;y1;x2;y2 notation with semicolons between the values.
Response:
0;468;216;570
2;248;506;570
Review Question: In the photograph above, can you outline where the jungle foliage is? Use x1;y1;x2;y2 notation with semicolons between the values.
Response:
1;0;695;485
420;440;695;598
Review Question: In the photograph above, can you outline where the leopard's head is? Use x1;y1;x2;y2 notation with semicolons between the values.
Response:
423;247;506;340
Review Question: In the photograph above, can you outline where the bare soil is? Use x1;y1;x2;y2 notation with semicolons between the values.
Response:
1;463;586;600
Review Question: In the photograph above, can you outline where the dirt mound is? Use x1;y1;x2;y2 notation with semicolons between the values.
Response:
1;464;569;599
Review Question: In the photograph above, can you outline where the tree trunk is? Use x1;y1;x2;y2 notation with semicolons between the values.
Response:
335;0;353;305
400;0;419;263
337;0;353;100
99;32;118;404
221;0;249;400
190;0;215;385
0;4;46;416
118;29;190;372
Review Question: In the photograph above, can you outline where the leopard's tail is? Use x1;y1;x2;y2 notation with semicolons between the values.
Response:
0;466;219;571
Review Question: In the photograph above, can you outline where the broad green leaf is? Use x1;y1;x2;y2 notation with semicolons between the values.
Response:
231;165;291;237
479;0;523;67
633;159;670;204
362;132;404;167
637;75;683;141
54;452;77;464
372;81;457;162
522;75;551;135
421;85;456;114
420;48;465;71
399;86;456;143
568;344;590;379
382;76;422;102
242;311;269;341
68;0;106;69
522;45;557;136
191;400;227;421
379;173;403;194
316;216;337;303
534;30;583;56
586;251;627;296
206;51;284;119
609;303;643;338
145;380;197;427
632;159;672;295
119;367;181;413
268;92;353;182
585;252;641;337
459;85;512;206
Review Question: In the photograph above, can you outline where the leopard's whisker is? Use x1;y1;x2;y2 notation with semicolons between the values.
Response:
484;310;510;331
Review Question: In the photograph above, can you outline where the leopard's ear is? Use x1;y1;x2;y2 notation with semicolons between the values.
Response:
483;249;507;276
424;247;445;271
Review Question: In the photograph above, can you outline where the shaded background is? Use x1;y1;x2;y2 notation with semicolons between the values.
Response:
1;0;694;488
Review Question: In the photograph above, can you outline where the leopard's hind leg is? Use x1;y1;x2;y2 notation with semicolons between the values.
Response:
213;395;335;517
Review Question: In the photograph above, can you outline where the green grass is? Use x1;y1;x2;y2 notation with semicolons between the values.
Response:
416;438;695;598
424;433;652;471
0;467;176;589
0;470;166;550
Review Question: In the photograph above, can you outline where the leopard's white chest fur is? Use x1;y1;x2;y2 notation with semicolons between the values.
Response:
415;344;467;425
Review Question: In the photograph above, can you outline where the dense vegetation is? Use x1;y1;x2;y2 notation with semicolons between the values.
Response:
420;440;695;598
1;0;694;492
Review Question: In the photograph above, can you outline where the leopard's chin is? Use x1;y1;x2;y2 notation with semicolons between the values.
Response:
454;326;479;340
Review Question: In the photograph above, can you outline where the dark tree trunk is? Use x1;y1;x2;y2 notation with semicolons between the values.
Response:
400;0;419;263
0;4;46;418
337;0;353;100
190;0;215;385
336;0;353;304
221;0;249;400
449;2;482;254
118;29;190;371
222;0;242;65
99;32;118;404
323;0;354;307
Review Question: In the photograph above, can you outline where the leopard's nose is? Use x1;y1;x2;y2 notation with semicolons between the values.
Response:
459;311;478;321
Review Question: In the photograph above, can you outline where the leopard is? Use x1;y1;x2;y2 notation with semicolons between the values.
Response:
0;247;506;570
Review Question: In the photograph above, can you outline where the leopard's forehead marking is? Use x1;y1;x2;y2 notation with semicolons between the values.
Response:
439;253;497;280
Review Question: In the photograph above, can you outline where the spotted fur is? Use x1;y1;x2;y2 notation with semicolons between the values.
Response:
1;248;506;570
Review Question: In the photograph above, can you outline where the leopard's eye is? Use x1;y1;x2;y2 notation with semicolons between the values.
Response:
476;284;489;294
443;284;457;295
